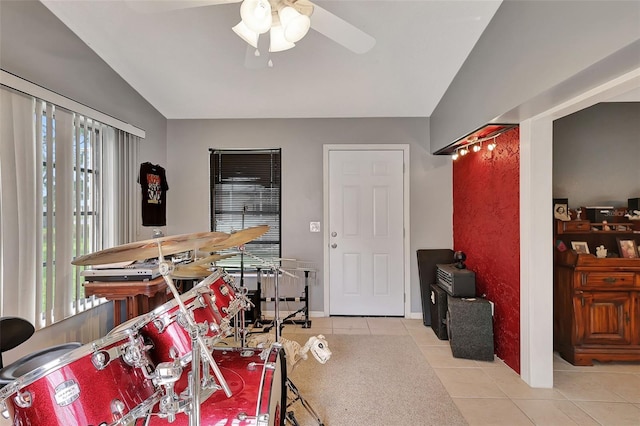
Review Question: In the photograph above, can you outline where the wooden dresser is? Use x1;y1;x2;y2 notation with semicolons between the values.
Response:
554;250;640;365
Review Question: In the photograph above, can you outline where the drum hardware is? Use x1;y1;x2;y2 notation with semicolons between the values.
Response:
154;359;184;422
91;334;151;372
237;252;324;426
285;379;324;426
155;245;234;426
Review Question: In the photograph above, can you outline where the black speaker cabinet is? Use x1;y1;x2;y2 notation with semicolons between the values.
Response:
417;249;454;326
429;284;449;340
446;296;494;361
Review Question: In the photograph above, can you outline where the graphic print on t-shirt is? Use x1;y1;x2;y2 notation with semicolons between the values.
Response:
146;172;161;204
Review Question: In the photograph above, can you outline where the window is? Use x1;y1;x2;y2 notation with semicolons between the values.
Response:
0;84;140;328
209;149;281;268
39;104;104;322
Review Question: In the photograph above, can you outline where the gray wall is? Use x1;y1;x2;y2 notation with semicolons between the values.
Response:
553;102;640;207
166;118;453;313
430;0;640;152
0;0;167;363
0;0;168;187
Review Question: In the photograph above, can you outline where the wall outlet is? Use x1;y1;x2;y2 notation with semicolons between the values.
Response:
310;222;321;232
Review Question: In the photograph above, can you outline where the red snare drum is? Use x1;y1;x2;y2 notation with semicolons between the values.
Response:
0;330;158;426
144;345;285;426
110;269;239;366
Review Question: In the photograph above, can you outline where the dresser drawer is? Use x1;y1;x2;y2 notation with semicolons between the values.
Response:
579;272;637;288
559;220;591;233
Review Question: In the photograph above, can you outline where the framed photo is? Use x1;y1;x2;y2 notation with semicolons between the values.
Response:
617;239;639;259
554;203;570;221
571;241;590;254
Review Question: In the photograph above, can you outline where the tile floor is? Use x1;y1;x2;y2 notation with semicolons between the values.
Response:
280;316;640;426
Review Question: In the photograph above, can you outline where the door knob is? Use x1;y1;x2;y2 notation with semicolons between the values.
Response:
331;243;337;249
331;232;337;237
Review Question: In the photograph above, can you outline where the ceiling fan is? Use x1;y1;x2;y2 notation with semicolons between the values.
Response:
129;0;376;67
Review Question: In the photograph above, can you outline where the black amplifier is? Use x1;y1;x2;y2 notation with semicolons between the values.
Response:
436;263;476;297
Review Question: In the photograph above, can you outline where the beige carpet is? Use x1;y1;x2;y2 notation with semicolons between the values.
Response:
284;334;468;426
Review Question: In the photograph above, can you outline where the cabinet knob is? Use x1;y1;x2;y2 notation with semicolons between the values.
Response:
604;277;617;283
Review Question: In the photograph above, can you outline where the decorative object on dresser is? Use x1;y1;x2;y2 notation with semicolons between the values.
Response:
571;241;590;254
618;238;639;259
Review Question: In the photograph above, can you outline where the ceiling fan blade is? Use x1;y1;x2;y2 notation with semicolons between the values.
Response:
310;4;376;54
126;0;241;14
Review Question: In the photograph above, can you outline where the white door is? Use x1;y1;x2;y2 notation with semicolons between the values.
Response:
328;149;405;316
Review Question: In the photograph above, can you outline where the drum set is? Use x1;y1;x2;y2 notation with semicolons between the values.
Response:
0;226;316;426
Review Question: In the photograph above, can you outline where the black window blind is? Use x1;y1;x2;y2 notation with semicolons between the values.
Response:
209;149;281;268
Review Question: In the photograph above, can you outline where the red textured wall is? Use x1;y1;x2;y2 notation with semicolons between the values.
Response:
453;127;521;373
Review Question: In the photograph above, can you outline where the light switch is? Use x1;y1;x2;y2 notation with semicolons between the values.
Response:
310;222;321;232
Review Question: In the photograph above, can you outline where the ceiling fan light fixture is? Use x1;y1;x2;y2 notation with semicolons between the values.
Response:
240;0;272;34
232;21;259;48
278;6;311;43
269;24;295;52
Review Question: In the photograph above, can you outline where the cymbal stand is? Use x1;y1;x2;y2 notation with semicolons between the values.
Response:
242;251;324;426
155;243;232;426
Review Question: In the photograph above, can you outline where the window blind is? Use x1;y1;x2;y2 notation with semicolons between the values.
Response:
209;149;281;268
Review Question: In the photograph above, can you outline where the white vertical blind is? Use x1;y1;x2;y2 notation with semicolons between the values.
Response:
0;88;37;320
0;85;141;328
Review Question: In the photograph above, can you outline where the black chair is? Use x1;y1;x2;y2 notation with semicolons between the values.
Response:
0;317;35;369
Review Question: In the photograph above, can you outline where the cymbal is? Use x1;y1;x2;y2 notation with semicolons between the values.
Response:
193;253;239;266
200;225;269;252
171;264;212;279
72;231;230;266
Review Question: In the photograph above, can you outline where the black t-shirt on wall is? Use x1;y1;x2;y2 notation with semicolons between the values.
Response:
138;162;169;226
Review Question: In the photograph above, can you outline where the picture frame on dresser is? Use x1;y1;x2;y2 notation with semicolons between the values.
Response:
617;238;639;258
571;241;590;254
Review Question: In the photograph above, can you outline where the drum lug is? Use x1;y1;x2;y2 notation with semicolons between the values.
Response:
195;290;211;309
1;400;11;419
92;336;150;371
122;337;153;370
13;390;32;408
110;399;126;422
153;317;167;334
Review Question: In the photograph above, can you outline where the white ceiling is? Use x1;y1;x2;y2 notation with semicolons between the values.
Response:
40;0;503;120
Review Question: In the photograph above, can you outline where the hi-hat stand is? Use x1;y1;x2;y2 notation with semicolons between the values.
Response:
244;255;324;426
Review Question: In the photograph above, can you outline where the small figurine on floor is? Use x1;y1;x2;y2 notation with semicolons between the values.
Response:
247;333;332;374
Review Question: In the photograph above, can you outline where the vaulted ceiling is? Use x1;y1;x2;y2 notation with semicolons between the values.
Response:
41;0;502;119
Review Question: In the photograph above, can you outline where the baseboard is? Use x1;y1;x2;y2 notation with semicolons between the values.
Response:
261;310;325;318
260;310;424;319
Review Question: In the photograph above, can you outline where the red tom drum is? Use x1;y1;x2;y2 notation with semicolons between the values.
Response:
109;269;244;366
